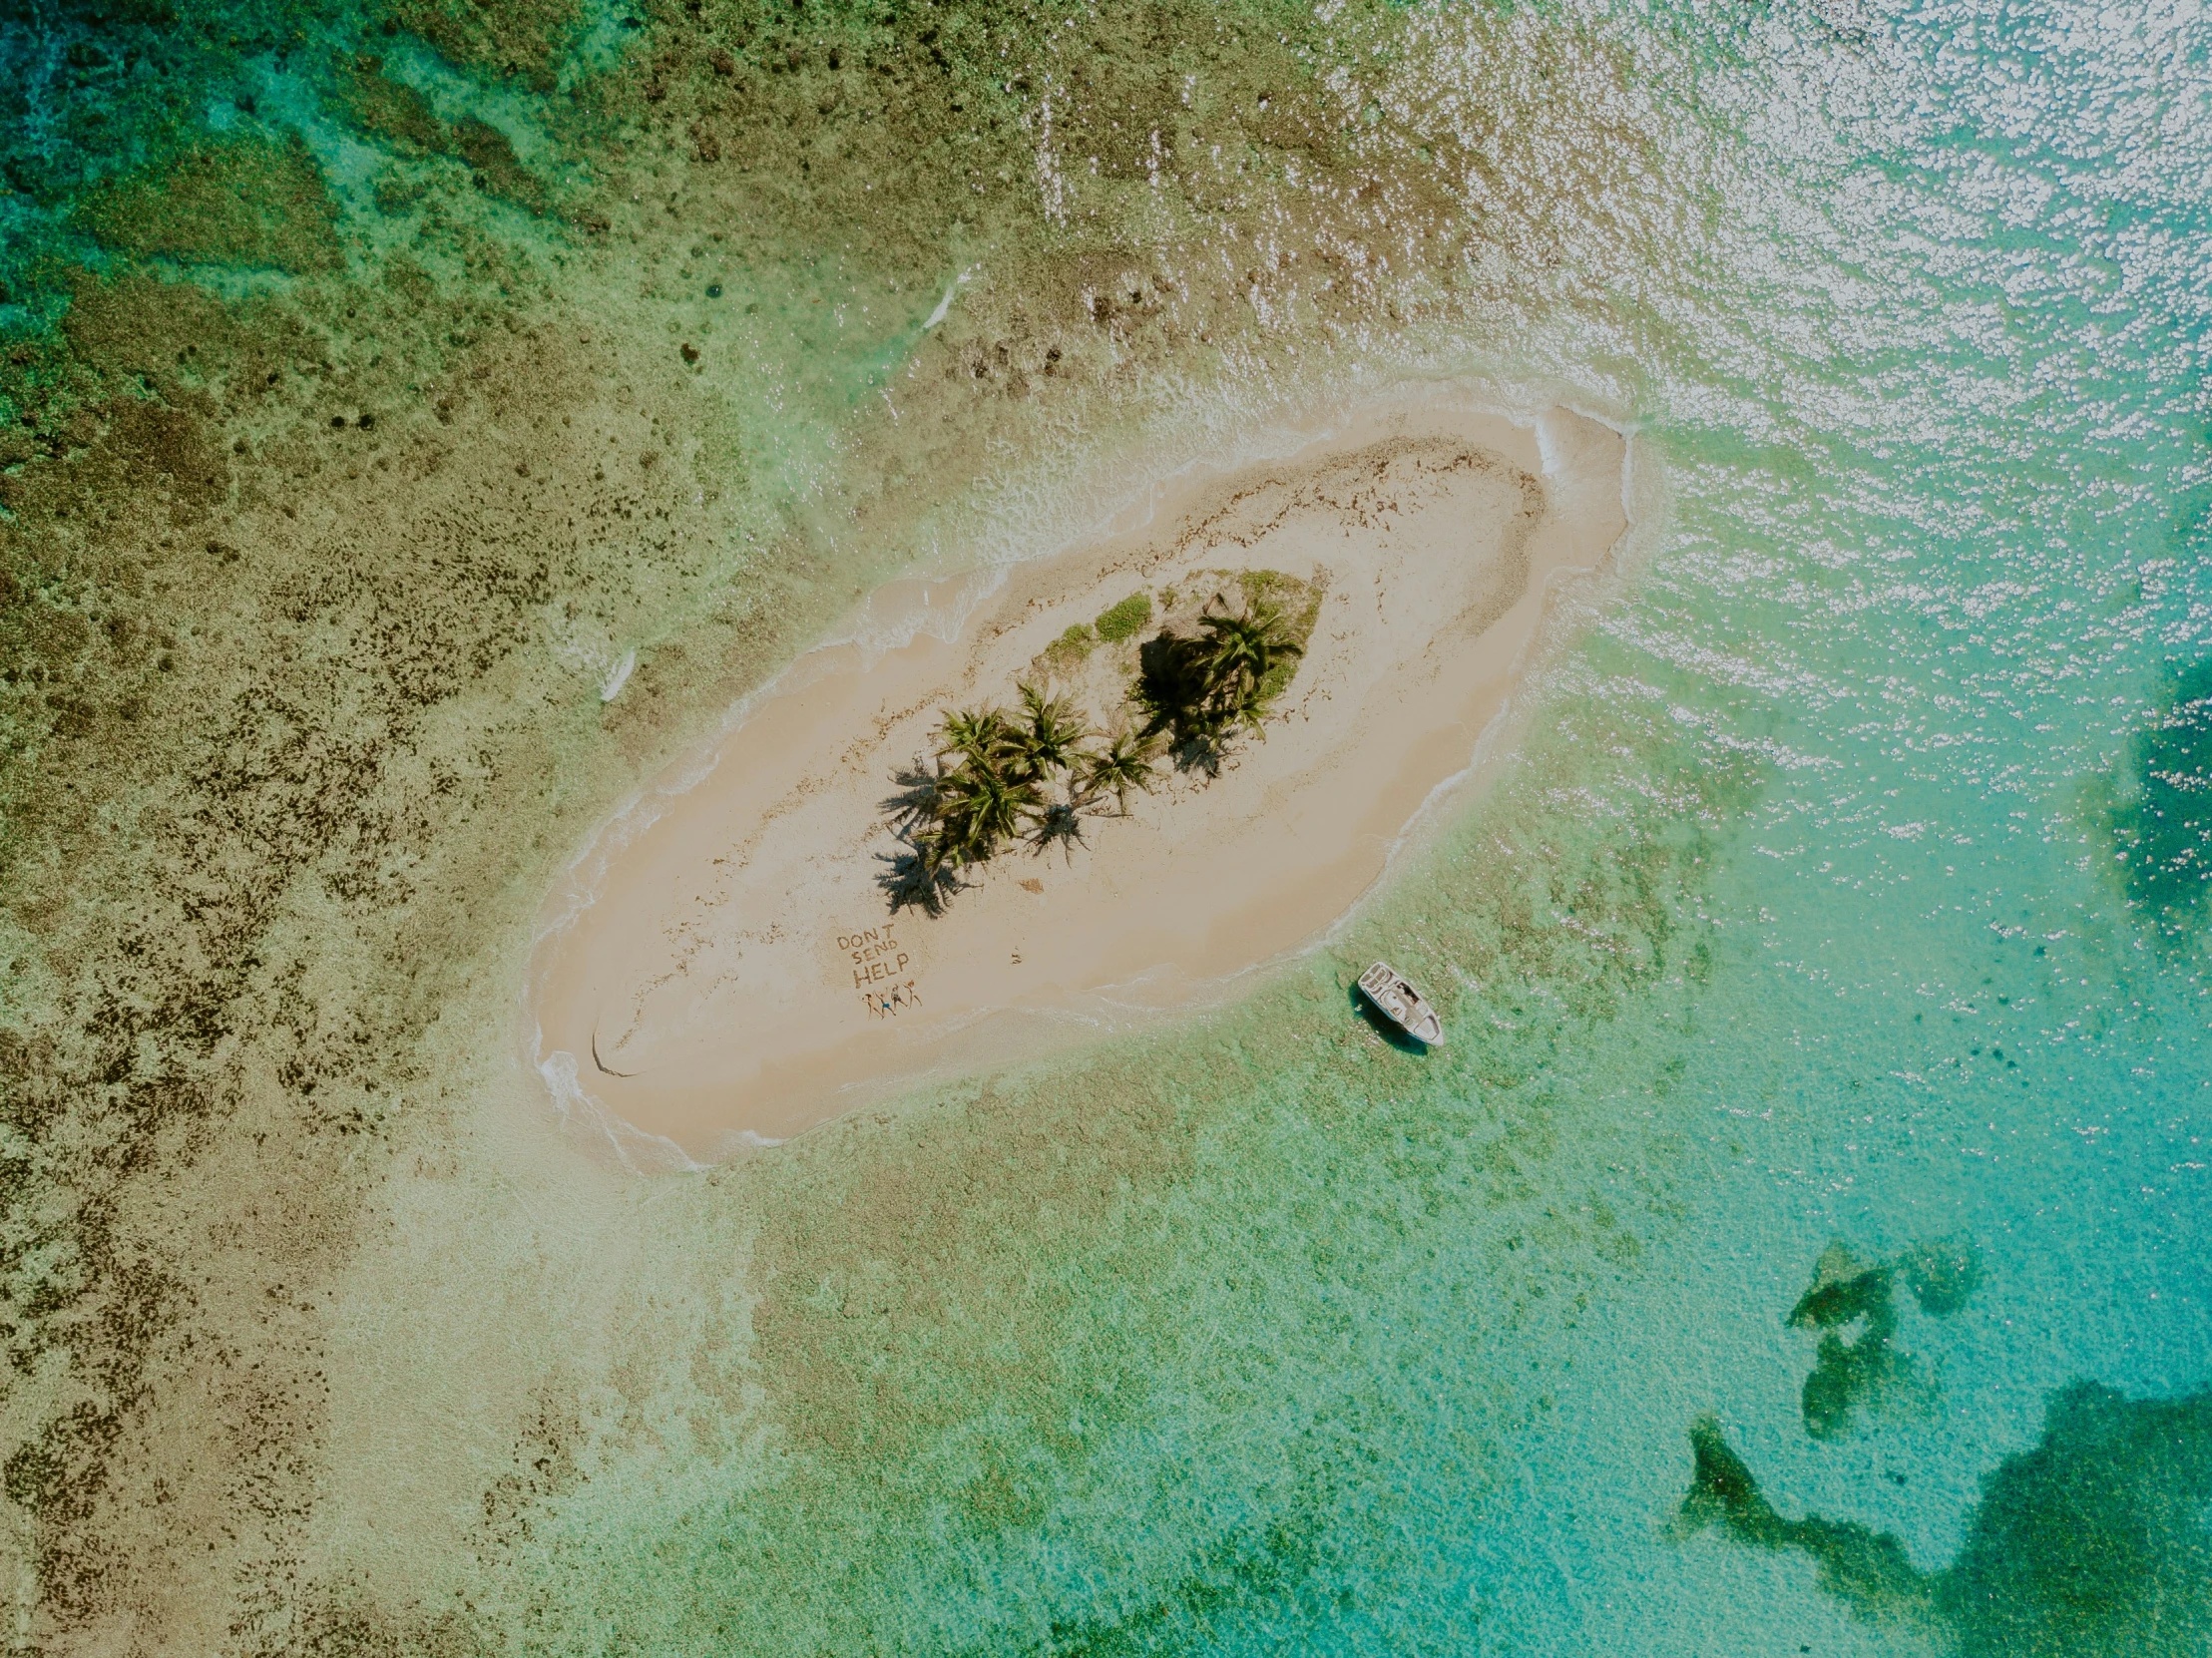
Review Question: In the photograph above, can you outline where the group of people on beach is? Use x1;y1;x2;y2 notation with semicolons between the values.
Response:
861;981;923;1019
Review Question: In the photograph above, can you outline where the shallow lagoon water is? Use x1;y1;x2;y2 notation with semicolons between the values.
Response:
4;0;2210;1651
494;2;2212;1645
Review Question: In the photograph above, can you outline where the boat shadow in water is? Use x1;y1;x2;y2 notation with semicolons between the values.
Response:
1348;985;1436;1054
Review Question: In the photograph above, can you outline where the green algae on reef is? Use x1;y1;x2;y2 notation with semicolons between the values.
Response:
387;0;589;90
334;54;555;212
70;135;346;274
0;0;1678;1645
1784;1238;1979;1441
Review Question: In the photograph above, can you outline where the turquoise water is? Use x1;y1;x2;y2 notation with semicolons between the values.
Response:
1439;10;2212;1646
7;0;2211;1649
608;6;2212;1650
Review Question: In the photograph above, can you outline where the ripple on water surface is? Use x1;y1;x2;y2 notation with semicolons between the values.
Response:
5;0;2211;1650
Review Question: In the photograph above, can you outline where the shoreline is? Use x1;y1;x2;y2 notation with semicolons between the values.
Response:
528;390;1632;1160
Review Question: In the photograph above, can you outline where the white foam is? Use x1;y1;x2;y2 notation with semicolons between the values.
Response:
537;1045;703;1175
600;648;636;702
922;266;975;331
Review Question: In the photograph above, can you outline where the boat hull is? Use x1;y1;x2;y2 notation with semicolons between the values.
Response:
1357;961;1445;1045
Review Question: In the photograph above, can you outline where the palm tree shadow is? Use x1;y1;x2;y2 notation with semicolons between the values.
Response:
877;759;967;916
882;760;950;838
877;844;964;917
1348;984;1434;1054
1027;798;1091;862
1135;634;1227;777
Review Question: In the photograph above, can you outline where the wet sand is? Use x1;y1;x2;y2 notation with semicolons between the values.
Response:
530;396;1629;1157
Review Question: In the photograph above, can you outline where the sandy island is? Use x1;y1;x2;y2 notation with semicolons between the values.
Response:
531;397;1629;1157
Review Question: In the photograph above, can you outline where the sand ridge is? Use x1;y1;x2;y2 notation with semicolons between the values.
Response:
530;398;1629;1157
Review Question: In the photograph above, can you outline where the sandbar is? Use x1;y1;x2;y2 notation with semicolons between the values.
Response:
530;397;1628;1157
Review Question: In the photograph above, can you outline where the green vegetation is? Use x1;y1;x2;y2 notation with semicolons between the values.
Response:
70;135;343;273
1082;729;1162;815
1235;571;1321;700
884;585;1313;909
1094;592;1152;642
1132;596;1308;776
885;686;1142;910
1042;622;1098;672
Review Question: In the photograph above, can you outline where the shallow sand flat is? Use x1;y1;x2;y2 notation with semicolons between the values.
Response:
531;399;1628;1156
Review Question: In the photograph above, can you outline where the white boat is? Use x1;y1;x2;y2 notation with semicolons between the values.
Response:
1357;961;1444;1045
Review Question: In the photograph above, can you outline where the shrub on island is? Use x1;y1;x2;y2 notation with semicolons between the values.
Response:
1094;592;1152;642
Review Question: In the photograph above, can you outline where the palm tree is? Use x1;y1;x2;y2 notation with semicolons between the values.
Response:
1080;729;1161;815
1195;599;1303;725
1012;683;1092;778
925;756;1042;870
1130;595;1304;774
937;705;1017;769
882;757;957;841
882;755;983;913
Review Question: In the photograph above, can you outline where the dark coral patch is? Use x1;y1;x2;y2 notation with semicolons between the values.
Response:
333;53;449;154
333;54;552;213
1785;1241;1969;1441
1936;1382;2212;1655
2108;658;2212;930
1679;1384;2212;1656
1676;1416;1931;1624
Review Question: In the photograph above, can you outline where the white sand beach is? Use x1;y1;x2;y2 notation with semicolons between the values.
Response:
530;398;1628;1156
